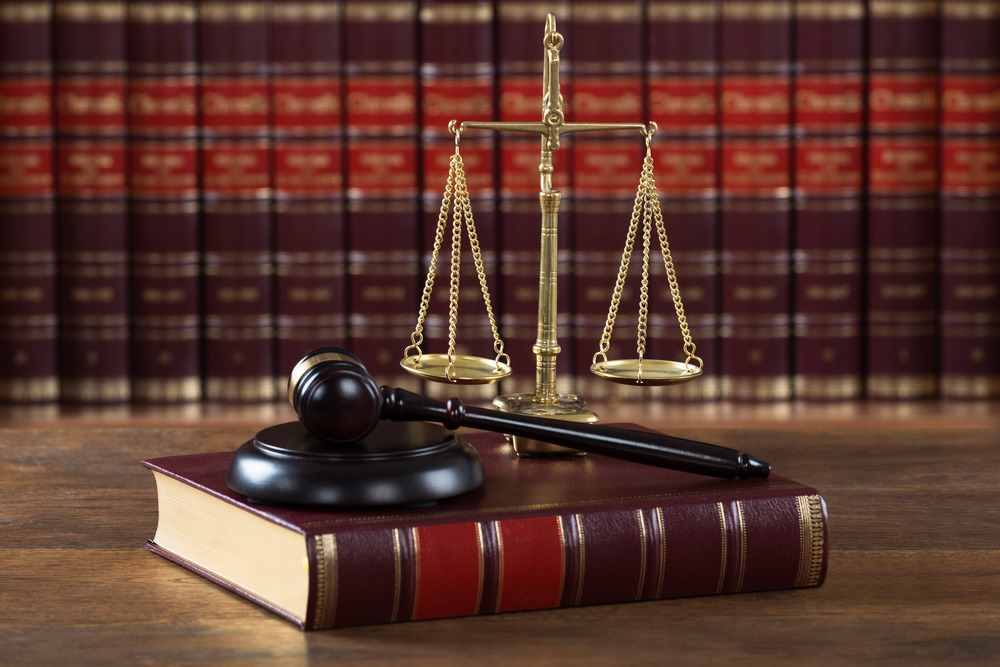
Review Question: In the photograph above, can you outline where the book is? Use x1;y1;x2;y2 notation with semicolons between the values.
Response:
144;426;828;630
938;0;1000;399
127;1;202;402
0;0;59;403
791;0;865;400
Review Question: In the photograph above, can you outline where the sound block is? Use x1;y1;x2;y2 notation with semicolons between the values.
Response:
226;421;484;507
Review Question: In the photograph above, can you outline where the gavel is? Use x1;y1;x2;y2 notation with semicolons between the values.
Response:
288;348;770;480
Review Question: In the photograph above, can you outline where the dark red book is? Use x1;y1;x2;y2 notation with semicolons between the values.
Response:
0;1;59;403
344;0;422;391
791;1;865;400
938;1;1000;399
271;1;347;383
127;1;201;403
54;0;130;403
646;0;722;402
719;0;793;401
865;0;940;399
199;0;275;401
144;426;828;630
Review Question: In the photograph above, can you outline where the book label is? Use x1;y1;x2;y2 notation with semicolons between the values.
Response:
648;77;718;132
128;81;198;135
722;77;790;131
273;79;342;132
868;74;937;131
346;77;417;131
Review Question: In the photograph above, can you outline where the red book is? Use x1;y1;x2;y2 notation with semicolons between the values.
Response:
569;1;647;401
646;0;721;401
54;0;130;403
791;1;865;400
0;1;59;403
719;0;793;401
144;426;828;630
938;1;1000;399
199;0;275;401
128;1;201;403
271;2;347;383
865;0;939;399
344;0;421;391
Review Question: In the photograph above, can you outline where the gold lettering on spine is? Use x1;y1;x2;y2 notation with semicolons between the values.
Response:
795;495;825;588
312;534;338;629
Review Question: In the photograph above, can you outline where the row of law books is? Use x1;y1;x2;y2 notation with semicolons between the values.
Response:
1;0;998;406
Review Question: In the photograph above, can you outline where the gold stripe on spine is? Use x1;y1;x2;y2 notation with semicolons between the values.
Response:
391;528;403;622
634;510;647;601
497;2;570;22
494;522;505;613
795;1;864;20
868;0;939;19
721;1;792;21
345;1;415;22
199;2;268;22
411;527;422;616
419;2;492;23
654;507;667;598
61;379;130;402
474;522;486;615
0;378;59;402
565;2;641;22
794;495;825;588
312;534;338;629
129;3;197;22
943;1;1000;20
574;514;586;606
555;515;567;607
941;375;1000;399
648;2;719;22
54;2;125;21
0;2;51;21
132;378;202;402
271;2;342;21
715;502;727;595
735;501;747;593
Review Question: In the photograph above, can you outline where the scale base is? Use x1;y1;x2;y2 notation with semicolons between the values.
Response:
226;421;484;507
492;393;598;456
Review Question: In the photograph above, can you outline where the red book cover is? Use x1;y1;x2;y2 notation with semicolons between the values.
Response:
569;1;647;401
791;1;864;400
938;0;1000;398
865;0;939;399
719;0;793;401
199;0;275;401
646;0;721;401
496;2;575;397
128;1;201;403
54;0;130;403
344;0;421;391
271;1;347;384
0;1;59;403
418;0;499;401
145;426;828;630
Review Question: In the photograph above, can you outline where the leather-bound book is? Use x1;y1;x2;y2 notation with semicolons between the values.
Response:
865;0;939;399
271;1;347;389
419;0;498;401
344;0;421;391
128;1;201;403
145;426;828;630
496;2;575;397
791;1;864;400
199;0;275;401
719;0;793;401
646;0;721;401
939;0;1000;399
54;0;130;403
0;2;59;403
569;1;646;401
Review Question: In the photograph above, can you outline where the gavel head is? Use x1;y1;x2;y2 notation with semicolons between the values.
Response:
288;348;384;443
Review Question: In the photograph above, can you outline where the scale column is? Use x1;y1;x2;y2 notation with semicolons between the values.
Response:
533;188;561;404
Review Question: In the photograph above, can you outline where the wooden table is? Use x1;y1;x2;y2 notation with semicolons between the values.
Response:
3;416;999;665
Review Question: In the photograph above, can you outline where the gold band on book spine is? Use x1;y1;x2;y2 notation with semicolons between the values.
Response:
311;534;338;630
795;495;825;588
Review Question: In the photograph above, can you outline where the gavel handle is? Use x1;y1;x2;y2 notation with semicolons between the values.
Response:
380;387;770;480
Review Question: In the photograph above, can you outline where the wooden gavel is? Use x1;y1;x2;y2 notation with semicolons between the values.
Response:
287;348;770;480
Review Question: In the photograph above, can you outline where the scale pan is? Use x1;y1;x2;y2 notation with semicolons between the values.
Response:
401;353;512;385
590;358;702;386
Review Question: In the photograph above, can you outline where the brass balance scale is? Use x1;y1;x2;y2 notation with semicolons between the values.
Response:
399;14;703;456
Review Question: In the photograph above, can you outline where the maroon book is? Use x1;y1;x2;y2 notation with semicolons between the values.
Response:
865;0;939;399
646;0;722;402
54;0;130;403
791;1;864;400
719;0;793;401
199;0;275;401
0;2;58;403
128;2;201;403
145;426;828;630
271;2;347;382
344;0;421;391
938;1;1000;399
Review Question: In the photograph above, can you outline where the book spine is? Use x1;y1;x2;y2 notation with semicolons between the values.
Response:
719;0;794;400
418;0;498;401
791;0;865;400
646;0;721;401
865;0;939;399
569;1;646;401
496;1;575;397
0;1;59;403
128;1;202;403
54;0;130;403
938;0;1000;398
199;0;275;401
344;0;421;390
271;1;347;387
305;493;828;629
